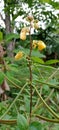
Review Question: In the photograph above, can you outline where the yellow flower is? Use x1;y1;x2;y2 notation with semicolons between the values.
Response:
15;51;23;60
20;32;26;40
32;40;37;49
37;40;46;51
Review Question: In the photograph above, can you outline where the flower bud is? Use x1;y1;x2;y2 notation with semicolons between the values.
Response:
26;15;34;22
34;23;39;29
34;19;39;23
21;28;27;33
15;51;23;60
20;32;26;40
21;27;29;33
26;27;30;33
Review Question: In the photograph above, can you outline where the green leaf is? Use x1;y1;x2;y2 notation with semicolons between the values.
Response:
52;124;59;130
31;50;46;58
24;0;33;7
5;33;19;42
45;59;59;65
24;95;30;112
29;121;43;130
27;0;33;6
51;1;59;9
49;79;59;85
0;71;4;84
39;0;51;4
20;105;25;112
32;57;44;64
0;31;3;42
19;48;46;58
17;114;28;130
43;85;49;92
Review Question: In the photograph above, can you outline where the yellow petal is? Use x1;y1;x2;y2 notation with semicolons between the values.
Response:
20;32;26;40
37;40;46;51
15;51;23;60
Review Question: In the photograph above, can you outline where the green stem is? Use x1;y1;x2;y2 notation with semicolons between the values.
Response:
0;83;27;119
33;85;59;119
28;23;33;121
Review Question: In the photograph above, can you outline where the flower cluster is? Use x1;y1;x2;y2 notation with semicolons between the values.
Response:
33;19;39;29
32;40;46;51
15;15;46;60
20;15;39;41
